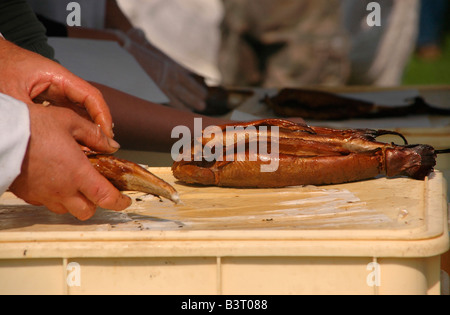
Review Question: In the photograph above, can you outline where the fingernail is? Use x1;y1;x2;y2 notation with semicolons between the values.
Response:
108;138;121;150
120;195;133;209
125;195;132;208
98;124;115;139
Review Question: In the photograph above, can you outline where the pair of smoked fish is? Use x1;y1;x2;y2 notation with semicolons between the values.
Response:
89;119;448;203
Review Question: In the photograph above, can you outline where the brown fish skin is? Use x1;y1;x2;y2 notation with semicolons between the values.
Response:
264;89;375;120
88;154;180;204
264;88;450;120
172;151;384;188
172;119;438;188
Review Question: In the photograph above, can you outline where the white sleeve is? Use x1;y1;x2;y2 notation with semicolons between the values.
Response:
0;93;30;195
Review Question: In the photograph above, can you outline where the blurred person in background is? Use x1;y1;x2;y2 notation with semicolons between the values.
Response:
219;0;351;88
416;0;449;60
220;0;420;88
117;0;224;86
27;0;209;112
342;0;420;86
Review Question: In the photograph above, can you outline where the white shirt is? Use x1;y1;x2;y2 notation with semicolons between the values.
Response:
27;0;106;30
0;93;30;195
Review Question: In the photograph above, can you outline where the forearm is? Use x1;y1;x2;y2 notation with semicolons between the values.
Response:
67;27;126;45
92;83;231;152
104;0;134;33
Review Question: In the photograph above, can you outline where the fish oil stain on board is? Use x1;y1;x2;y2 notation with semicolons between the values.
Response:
0;168;435;233
124;182;393;231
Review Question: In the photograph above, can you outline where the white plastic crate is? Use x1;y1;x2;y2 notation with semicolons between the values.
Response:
0;169;448;295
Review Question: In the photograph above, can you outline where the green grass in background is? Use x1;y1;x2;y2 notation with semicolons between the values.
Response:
403;34;450;86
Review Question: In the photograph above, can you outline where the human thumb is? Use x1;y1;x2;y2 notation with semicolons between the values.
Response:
71;114;121;154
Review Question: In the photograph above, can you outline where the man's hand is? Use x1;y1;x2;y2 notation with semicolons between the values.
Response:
9;103;131;221
122;29;209;112
0;40;115;138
